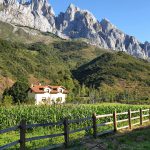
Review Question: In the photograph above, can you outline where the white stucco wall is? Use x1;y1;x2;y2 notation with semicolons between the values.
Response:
50;93;66;103
35;93;51;105
34;93;66;105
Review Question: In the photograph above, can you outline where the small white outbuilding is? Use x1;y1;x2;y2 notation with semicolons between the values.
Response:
28;84;68;105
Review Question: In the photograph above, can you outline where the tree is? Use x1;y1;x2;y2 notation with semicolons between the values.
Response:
80;84;86;97
3;81;29;103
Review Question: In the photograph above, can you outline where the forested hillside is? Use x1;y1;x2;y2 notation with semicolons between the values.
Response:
0;21;150;103
74;52;150;101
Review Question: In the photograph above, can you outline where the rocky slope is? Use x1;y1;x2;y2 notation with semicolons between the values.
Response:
56;4;149;59
0;0;149;59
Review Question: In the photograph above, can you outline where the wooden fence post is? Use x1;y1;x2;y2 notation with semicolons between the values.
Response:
92;113;97;138
64;118;69;148
140;108;143;125
20;119;26;150
113;110;117;132
128;109;132;129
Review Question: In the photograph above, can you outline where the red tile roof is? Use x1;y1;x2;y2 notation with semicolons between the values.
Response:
49;86;66;89
30;84;68;94
30;85;47;93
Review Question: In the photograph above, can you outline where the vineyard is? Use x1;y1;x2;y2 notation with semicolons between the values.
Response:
0;103;150;149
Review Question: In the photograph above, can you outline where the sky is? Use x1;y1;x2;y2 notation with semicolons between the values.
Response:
50;0;150;42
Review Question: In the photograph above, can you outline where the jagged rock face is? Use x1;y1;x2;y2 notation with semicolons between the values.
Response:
99;19;147;58
0;2;149;59
56;5;149;59
56;4;105;47
143;42;150;58
0;0;56;33
99;19;126;50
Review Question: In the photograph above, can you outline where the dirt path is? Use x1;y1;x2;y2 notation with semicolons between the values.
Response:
70;124;150;150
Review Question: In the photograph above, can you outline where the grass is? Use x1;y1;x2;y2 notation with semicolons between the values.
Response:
106;127;150;150
2;124;150;150
32;123;150;150
77;123;150;150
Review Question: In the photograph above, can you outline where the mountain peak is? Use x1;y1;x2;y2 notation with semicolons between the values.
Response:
101;18;111;24
66;3;80;13
0;2;149;59
68;3;76;9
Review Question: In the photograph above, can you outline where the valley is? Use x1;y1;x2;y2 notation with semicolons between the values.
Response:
0;1;150;149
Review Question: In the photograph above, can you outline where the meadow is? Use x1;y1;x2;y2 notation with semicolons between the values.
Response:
0;103;150;149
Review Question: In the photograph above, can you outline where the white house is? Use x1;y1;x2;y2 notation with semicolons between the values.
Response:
28;84;68;105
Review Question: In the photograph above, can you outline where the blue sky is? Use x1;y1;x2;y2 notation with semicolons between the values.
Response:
50;0;149;42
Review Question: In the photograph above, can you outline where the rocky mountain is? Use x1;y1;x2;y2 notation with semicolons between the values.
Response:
56;4;149;59
0;0;150;59
0;0;59;34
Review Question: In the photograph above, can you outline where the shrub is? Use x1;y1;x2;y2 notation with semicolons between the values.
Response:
2;81;29;103
2;95;13;107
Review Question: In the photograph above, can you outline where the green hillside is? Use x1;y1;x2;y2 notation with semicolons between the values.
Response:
0;21;62;43
73;52;150;101
0;39;74;94
0;25;107;96
0;21;150;102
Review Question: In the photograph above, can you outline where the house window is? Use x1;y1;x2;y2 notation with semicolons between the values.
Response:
42;97;46;103
45;89;49;93
59;89;63;93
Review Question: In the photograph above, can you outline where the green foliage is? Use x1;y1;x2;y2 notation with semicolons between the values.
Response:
2;81;29;103
73;52;150;101
28;42;49;52
1;95;13;107
74;52;150;86
53;40;107;69
0;103;149;129
0;33;150;103
0;39;74;86
0;38;107;102
103;126;150;150
0;103;150;148
56;97;62;104
53;40;88;52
